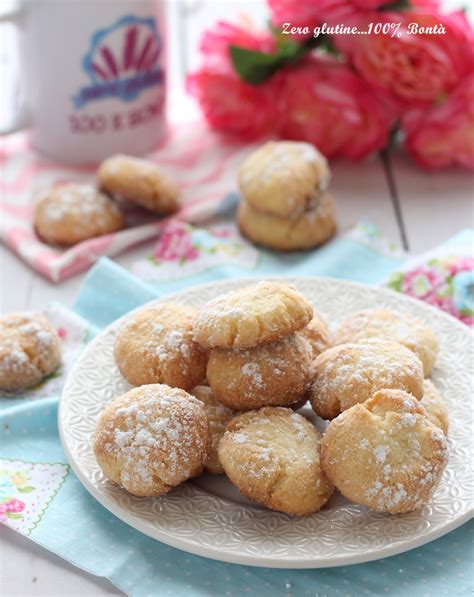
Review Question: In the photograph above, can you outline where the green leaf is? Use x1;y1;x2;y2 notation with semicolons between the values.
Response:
379;0;411;11
230;46;285;85
230;33;337;85
388;272;403;292
17;486;35;494
6;512;23;520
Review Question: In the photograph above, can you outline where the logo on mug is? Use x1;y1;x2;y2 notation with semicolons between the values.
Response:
73;15;164;109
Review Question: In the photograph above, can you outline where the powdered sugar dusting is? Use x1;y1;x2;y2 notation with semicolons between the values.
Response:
99;386;208;491
0;311;60;384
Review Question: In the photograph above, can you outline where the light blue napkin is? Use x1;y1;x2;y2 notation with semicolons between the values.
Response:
1;225;473;597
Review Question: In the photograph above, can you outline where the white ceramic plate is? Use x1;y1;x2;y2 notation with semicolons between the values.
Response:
59;277;473;568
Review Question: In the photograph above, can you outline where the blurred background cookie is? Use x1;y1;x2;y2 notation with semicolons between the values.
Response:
114;304;207;390
0;311;61;391
236;141;336;252
321;389;448;513
334;308;439;376
34;183;123;246
206;334;312;411
218;407;333;515
238;141;330;219
98;154;180;215
309;339;424;420
193;281;313;349
237;193;337;251
93;384;210;497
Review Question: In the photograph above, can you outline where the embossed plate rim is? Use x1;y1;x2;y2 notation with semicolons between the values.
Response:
59;276;474;568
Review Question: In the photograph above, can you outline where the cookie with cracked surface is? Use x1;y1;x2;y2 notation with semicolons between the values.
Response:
190;385;238;474
114;304;207;390
98;154;180;215
237;194;336;251
93;384;210;497
0;311;61;391
238;141;330;218
334;308;438;376
218;407;333;515
309;339;424;420
193;281;313;350
321;389;448;514
422;379;448;435
207;334;312;411
34;183;123;246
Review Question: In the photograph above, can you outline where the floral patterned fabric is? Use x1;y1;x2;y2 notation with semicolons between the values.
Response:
386;243;473;327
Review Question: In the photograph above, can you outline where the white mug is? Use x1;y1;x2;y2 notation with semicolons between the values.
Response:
1;0;167;164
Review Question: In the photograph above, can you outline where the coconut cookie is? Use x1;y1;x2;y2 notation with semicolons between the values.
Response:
218;407;333;515
34;183;124;246
309;339;424;420
422;379;449;435
298;311;332;358
114;304;207;390
237;193;337;251
238;141;330;219
321;389;448;514
193;281;313;350
334;308;439;376
93;384;210;497
98;154;179;215
0;311;61;391
207;334;312;411
190;385;238;474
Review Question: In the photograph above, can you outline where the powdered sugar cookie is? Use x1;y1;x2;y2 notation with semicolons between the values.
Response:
334;308;439;376
207;334;312;411
237;193;336;251
34;183;123;246
0;311;61;391
193;281;313;349
190;385;237;474
238;141;330;218
218;407;333;515
299;311;332;358
422;379;449;435
98;154;179;214
321;389;448;513
114;304;207;390
309;339;424;420
93;384;210;497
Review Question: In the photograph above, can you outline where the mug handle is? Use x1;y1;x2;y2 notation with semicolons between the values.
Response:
0;0;31;134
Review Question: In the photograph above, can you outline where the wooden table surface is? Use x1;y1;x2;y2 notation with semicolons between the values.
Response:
1;1;473;595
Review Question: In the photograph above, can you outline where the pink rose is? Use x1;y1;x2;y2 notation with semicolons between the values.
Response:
200;20;276;65
403;75;474;170
341;9;474;107
278;56;392;159
186;21;281;139
187;70;282;140
154;223;199;262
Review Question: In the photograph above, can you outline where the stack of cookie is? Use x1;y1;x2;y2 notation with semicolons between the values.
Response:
192;281;315;411
237;141;337;251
